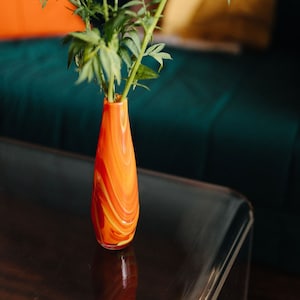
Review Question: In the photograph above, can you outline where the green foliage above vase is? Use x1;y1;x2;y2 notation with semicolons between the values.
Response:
41;0;172;103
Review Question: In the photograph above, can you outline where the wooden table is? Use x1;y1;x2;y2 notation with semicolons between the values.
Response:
0;138;253;299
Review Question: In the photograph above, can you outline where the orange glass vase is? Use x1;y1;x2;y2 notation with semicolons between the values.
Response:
91;98;139;250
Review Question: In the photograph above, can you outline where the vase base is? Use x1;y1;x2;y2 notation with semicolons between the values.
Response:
98;240;132;251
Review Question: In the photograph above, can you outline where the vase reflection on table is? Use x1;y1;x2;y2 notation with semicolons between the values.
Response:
92;246;138;300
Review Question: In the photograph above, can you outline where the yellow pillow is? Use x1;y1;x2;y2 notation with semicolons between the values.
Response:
162;0;276;49
0;0;85;39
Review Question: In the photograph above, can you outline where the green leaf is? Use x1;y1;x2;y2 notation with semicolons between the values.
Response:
142;15;155;31
149;51;172;72
144;43;166;56
132;82;151;91
137;6;147;17
122;1;143;9
74;7;85;16
92;55;103;87
127;30;141;53
69;0;81;7
76;60;94;84
104;10;128;42
65;36;86;68
40;0;48;8
100;46;122;85
134;64;159;81
68;43;81;68
144;42;172;72
124;9;138;19
123;37;139;58
69;29;100;45
119;47;132;70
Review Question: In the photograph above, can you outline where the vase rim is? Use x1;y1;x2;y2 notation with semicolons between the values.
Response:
104;95;127;105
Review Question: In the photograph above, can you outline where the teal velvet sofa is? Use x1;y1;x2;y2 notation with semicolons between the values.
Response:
1;1;300;273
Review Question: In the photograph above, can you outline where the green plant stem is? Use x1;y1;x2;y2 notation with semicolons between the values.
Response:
103;0;109;21
102;0;114;101
86;19;91;30
108;75;114;102
120;0;168;102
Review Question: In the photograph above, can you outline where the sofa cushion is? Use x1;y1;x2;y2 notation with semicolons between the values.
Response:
0;0;84;40
162;0;276;49
129;49;253;179
129;47;300;209
0;38;100;153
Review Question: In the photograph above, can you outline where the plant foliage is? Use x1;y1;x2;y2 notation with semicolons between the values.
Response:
41;0;171;103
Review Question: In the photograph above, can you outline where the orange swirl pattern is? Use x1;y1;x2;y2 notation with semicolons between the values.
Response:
91;98;139;250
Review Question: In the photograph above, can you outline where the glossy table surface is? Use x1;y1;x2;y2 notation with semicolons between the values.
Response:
0;138;253;300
